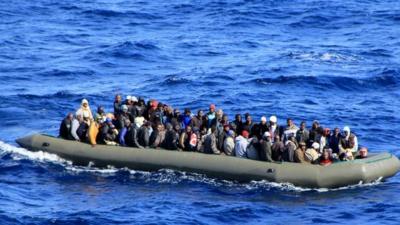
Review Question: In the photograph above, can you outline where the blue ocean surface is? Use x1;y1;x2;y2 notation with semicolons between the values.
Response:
1;0;400;224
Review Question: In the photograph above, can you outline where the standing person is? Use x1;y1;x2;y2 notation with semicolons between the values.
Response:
259;132;273;162
223;130;235;156
162;123;179;150
70;114;81;141
242;113;254;134
282;118;299;143
319;128;331;153
234;130;250;158
296;121;309;144
119;119;131;146
232;114;243;136
206;104;216;129
285;134;298;162
113;94;122;117
308;120;320;147
257;116;269;140
76;99;93;121
339;126;358;154
268;115;281;144
117;105;130;130
329;127;341;154
59;113;74;140
181;108;192;130
190;110;204;130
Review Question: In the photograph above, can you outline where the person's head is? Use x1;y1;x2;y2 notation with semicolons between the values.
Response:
222;114;228;123
126;96;132;104
138;97;145;106
334;127;340;135
312;120;320;129
216;109;223;118
121;104;128;114
299;141;306;150
287;118;293;127
343;126;351;137
165;123;173;131
269;115;277;125
76;113;83;122
227;130;235;138
67;112;73;120
197;110;204;117
157;123;164;131
150;100;158;110
242;130;249;139
124;119;131;127
322;149;331;160
323;128;331;137
184;108;191;116
131;96;138;103
260;116;267;125
115;94;122;103
312;142;320;150
274;136;280;142
223;124;230;132
81;99;89;108
300;121;306;130
359;147;368;158
246;114;252;123
235;114;242;121
174;109;180;117
209;104;216;113
263;131;271;141
174;124;181;132
185;125;192;133
97;106;105;114
105;117;113;125
157;102;163;110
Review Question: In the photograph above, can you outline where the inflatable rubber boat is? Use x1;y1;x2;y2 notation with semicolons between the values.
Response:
16;134;400;188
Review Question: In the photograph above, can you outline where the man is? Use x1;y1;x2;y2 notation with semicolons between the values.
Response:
259;132;273;162
179;126;197;151
100;118;119;145
117;105;130;130
284;134;298;162
319;128;330;153
162;123;179;150
296;121;309;144
329;127;341;154
282;118;299;143
190;110;204;130
113;94;122;117
339;126;358;154
59;113;74;140
206;104;216;129
138;121;152;148
234;130;250;158
308;120;321;147
257;116;269;139
203;126;220;154
231;114;243;137
126;121;143;148
268;115;281;144
223;130;235;156
150;123;166;148
271;136;284;161
242;113;254;134
294;141;308;163
119;119;131;146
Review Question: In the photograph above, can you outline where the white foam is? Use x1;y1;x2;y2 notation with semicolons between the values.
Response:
0;140;71;165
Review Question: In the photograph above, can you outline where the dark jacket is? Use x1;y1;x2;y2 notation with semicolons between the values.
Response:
126;125;143;148
162;129;179;150
138;126;151;147
329;133;341;154
259;140;273;162
76;122;89;141
296;129;310;144
59;118;73;140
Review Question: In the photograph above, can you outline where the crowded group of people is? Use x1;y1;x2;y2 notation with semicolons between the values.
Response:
59;95;369;166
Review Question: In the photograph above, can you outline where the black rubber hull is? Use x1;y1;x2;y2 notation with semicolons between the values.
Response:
16;134;400;188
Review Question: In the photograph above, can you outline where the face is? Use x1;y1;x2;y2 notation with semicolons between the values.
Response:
224;126;230;132
360;150;367;158
246;116;252;122
323;151;330;160
334;128;340;135
210;107;215;113
223;115;228;122
82;103;88;108
236;115;241;121
344;131;349;136
301;144;306;150
198;110;204;117
300;122;306;130
186;126;192;133
116;95;121;102
261;120;266;125
157;124;163;131
68;113;73;120
287;119;293;127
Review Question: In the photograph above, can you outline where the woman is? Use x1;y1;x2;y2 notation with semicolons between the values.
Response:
76;99;93;121
319;148;333;166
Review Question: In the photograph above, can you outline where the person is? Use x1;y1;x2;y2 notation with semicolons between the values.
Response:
296;121;309;144
203;126;220;154
234;130;250;158
305;142;320;163
282;118;299;143
119;119;131;146
329;127;341;154
150;123;166;148
76;114;89;141
76;99;93;121
268;115;281;144
242;113;254;134
95;106;107;124
181;108;192;130
135;97;147;117
117;105;130;130
257;116;269;139
206;104;216;129
356;147;368;159
128;96;139;121
319;128;330;153
232;114;243;136
308;120;320;147
100;118;119;145
223;130;235;156
196;127;208;152
179;126;197;151
125;121;143;148
319;148;333;166
294;141;308;163
246;136;260;160
284;134;298;162
59;113;74;140
147;99;159;122
70;114;81;141
114;94;122;117
339;126;358;154
259;132;273;162
138;121;152;148
271;136;284;161
162;123;179;150
190;110;204;130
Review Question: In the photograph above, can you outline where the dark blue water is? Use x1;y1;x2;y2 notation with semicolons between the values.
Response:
1;0;400;224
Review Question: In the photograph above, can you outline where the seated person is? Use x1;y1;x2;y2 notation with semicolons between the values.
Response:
234;130;250;158
203;126;220;154
339;126;358;155
305;142;320;164
319;148;333;166
294;141;308;163
100;118;119;145
356;147;368;159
